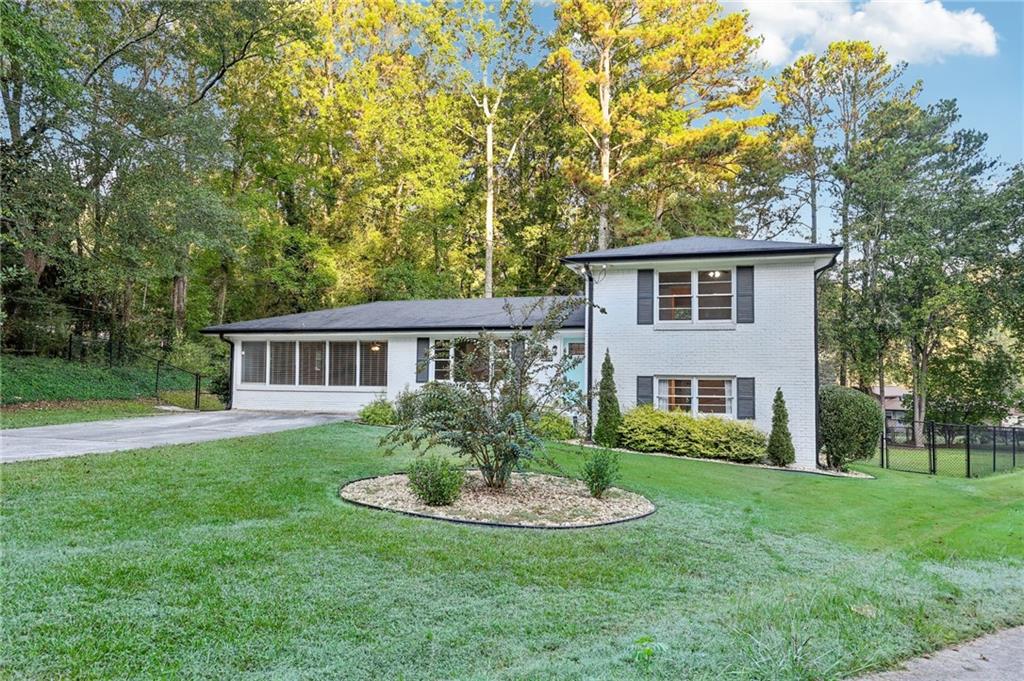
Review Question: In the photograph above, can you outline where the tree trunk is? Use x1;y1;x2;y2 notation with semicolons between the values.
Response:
172;253;188;336
597;45;612;250
484;117;495;298
809;174;818;244
838;187;850;387
877;352;886;441
216;262;229;324
911;344;928;446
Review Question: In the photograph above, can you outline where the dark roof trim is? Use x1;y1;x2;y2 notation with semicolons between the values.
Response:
562;244;842;264
201;322;584;335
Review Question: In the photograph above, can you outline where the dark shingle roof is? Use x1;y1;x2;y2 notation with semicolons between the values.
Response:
202;296;585;335
563;235;841;264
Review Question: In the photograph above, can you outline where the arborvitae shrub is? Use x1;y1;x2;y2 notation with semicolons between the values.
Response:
593;350;622;447
766;388;796;466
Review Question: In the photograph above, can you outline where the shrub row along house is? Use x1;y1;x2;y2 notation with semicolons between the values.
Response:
202;236;841;470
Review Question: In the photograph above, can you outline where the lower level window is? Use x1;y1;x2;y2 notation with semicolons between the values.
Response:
657;377;734;417
359;341;388;386
269;341;296;385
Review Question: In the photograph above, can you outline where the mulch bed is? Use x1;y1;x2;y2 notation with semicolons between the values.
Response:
339;471;655;529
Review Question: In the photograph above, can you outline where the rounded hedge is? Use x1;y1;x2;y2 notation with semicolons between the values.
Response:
533;412;577;440
617;406;767;463
818;385;883;470
359;398;397;426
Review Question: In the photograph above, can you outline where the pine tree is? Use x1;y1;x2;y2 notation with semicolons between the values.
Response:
766;388;796;466
593;350;622;447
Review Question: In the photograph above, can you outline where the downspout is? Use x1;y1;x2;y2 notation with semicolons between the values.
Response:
813;254;839;467
585;264;595;440
218;333;234;410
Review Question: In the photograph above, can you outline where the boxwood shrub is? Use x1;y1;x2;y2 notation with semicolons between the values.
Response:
359;398;397;426
819;385;883;470
407;455;465;506
617;406;767;463
533;411;577;440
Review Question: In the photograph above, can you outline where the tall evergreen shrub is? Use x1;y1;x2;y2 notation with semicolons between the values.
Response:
766;388;795;466
593;350;622;447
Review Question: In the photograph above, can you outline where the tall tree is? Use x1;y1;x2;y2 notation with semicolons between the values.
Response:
549;0;765;250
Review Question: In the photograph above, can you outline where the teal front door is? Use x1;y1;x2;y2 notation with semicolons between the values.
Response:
563;337;586;393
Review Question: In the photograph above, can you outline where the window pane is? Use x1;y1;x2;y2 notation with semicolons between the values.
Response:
567;342;585;356
659;299;692;321
434;340;451;381
454;340;489;382
240;341;266;383
657;378;691;412
697;270;732;321
697;379;732;415
298;342;326;385
359;341;388;386
269;342;296;385
329;342;356;386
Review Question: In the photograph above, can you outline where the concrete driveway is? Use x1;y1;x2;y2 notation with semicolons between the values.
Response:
1;410;353;463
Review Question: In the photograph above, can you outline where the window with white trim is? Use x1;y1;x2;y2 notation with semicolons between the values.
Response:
433;340;451;380
329;341;357;386
657;270;733;322
240;341;266;384
435;339;509;382
359;341;388;386
269;341;296;385
657;377;734;416
299;341;326;385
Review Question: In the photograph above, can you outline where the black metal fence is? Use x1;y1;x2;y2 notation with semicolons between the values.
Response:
6;336;223;411
878;421;1022;478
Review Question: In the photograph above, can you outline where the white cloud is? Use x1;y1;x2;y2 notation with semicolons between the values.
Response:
731;0;998;66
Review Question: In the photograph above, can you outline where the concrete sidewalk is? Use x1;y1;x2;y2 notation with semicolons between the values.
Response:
1;410;352;463
860;626;1023;680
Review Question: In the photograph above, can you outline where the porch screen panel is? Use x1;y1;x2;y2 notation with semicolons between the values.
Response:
269;341;296;385
240;341;266;383
329;341;357;386
359;341;388;386
299;341;326;385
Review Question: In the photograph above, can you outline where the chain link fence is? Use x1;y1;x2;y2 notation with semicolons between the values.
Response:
877;421;1022;478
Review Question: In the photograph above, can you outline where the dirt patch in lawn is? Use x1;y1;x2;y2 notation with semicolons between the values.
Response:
339;471;655;528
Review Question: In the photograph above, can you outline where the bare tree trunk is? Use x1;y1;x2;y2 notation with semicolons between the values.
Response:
911;344;928;445
877;352;886;439
597;46;612;250
484;116;494;298
809;174;818;244
172;251;188;336
216;262;229;324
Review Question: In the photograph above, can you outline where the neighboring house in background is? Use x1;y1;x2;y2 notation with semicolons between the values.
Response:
202;236;841;470
866;385;911;430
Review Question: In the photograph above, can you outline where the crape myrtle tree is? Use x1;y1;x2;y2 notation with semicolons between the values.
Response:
383;297;586;489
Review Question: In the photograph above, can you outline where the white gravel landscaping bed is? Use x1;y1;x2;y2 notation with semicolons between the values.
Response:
340;470;655;528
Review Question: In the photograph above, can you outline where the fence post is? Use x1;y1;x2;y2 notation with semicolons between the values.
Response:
992;426;998;473
965;424;971;478
194;374;201;411
1014;427;1018;468
929;421;936;475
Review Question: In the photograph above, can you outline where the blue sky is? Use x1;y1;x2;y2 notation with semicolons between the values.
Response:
531;0;1023;165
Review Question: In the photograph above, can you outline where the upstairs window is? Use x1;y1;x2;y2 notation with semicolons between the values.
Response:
657;270;733;322
240;341;266;384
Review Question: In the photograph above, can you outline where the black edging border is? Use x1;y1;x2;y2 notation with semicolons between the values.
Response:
337;473;657;531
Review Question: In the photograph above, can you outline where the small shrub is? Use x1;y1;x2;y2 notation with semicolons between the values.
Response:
593;350;622;447
407;455;465;506
359;398;397;426
765;388;795;466
208;366;231;406
581;448;620;498
534;411;576;440
617;406;767;463
819;385;883;470
393;388;418;423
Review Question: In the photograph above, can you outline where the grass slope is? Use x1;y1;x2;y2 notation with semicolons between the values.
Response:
2;423;1022;679
1;355;193;405
0;399;160;429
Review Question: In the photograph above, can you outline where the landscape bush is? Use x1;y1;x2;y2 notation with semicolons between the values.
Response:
593;350;622;447
407;455;465;506
765;388;796;466
819;385;884;470
359;398;397;426
533;411;576;440
617;406;767;463
581;449;620;499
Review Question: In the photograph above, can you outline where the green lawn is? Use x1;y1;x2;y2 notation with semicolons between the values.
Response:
2;423;1022;679
0;399;162;429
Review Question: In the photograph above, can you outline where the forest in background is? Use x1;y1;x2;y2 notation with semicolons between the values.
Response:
2;0;1022;425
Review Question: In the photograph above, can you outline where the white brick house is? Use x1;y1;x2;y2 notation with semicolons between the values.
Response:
203;236;840;470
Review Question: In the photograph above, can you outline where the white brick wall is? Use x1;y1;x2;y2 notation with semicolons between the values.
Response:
589;257;824;469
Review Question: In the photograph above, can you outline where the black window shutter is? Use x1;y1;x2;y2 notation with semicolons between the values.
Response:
637;269;654;325
511;339;525;368
636;376;654;406
415;337;429;383
737;266;754;323
736;377;755;419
